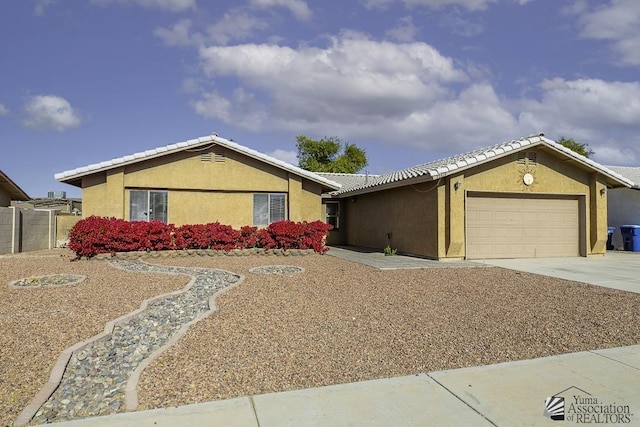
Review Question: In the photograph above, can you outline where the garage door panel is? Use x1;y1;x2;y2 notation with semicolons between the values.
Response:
467;195;579;259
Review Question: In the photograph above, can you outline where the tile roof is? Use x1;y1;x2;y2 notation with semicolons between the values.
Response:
604;166;640;189
316;172;380;191
54;134;342;191
337;133;633;195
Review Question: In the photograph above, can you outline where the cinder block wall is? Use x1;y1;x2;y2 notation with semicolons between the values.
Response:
0;207;16;254
0;207;57;254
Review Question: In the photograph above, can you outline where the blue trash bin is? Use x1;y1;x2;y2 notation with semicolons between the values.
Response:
619;225;640;252
607;227;615;250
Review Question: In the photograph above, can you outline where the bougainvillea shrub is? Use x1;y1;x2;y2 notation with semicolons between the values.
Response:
174;222;240;251
68;216;332;258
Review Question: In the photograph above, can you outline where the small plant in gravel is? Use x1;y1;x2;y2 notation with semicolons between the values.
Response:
384;245;398;256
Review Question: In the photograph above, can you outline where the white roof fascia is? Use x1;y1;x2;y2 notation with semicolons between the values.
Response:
54;134;342;190
539;136;633;188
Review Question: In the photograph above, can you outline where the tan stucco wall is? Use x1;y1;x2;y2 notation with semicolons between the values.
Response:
345;182;439;257
344;147;608;259
56;214;82;246
452;149;603;258
79;147;324;226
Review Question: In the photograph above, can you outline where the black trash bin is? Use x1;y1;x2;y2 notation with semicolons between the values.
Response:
607;227;615;250
619;225;640;252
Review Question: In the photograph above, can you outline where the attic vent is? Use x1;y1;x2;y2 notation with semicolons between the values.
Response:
201;152;212;162
517;151;537;166
214;149;225;162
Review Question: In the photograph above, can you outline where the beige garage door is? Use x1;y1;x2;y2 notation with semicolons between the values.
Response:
466;194;580;259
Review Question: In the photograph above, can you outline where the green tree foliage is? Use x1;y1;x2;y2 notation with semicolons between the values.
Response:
557;137;595;158
296;135;368;173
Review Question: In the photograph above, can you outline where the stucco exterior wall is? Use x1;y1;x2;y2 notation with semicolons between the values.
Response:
78;147;324;226
343;147;608;259
607;187;640;249
345;182;439;258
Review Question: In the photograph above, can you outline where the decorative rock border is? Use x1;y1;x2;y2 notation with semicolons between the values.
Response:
249;265;305;275
8;274;87;289
15;260;245;426
92;248;315;260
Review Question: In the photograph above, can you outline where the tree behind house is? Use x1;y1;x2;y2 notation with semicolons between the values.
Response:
557;137;595;158
296;135;368;173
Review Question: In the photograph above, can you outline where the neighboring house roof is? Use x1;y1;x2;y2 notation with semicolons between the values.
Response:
55;134;342;191
336;134;633;196
316;172;380;191
604;166;640;189
0;170;30;201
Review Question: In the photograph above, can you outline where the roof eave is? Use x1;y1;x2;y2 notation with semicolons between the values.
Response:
539;137;633;188
54;134;342;191
0;170;30;201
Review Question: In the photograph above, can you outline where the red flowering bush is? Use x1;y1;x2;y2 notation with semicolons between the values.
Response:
68;216;332;258
175;222;240;251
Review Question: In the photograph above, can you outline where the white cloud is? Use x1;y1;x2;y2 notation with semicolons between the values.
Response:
267;149;299;165
23;95;82;131
206;9;269;45
154;19;197;46
386;16;418;42
402;0;498;11
195;33;468;132
189;33;535;153
90;0;196;12
516;78;640;166
577;0;640;65
34;0;55;16
361;0;395;10
250;0;311;21
0;104;8;116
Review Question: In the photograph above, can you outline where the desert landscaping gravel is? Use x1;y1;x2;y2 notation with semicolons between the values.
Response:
2;249;640;426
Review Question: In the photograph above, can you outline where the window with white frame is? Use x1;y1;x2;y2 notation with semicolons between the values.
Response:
325;201;339;229
253;193;286;226
129;190;168;223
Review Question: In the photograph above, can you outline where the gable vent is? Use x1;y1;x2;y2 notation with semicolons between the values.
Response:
201;152;212;162
214;149;225;162
517;151;537;166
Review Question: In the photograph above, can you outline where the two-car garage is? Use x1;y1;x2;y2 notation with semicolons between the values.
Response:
465;193;581;259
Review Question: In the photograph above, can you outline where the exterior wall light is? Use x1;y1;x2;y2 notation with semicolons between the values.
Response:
600;187;606;196
454;181;461;191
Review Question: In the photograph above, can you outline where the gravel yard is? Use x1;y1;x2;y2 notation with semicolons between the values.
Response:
2;249;640;425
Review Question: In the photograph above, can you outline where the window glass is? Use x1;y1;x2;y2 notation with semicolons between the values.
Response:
253;194;269;226
325;201;339;229
129;190;168;223
270;194;286;223
130;190;148;221
253;193;286;226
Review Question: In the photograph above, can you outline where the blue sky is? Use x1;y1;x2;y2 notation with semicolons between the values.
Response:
2;0;640;198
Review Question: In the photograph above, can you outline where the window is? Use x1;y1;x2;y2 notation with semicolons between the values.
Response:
253;193;286;226
130;190;168;223
325;201;339;229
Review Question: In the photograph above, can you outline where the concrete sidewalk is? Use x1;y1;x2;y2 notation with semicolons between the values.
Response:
326;246;477;269
45;345;640;426
472;251;640;294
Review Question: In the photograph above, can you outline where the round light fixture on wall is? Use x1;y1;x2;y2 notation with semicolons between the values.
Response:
523;172;534;186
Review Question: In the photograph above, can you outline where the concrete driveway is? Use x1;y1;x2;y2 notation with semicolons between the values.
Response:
472;251;640;294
